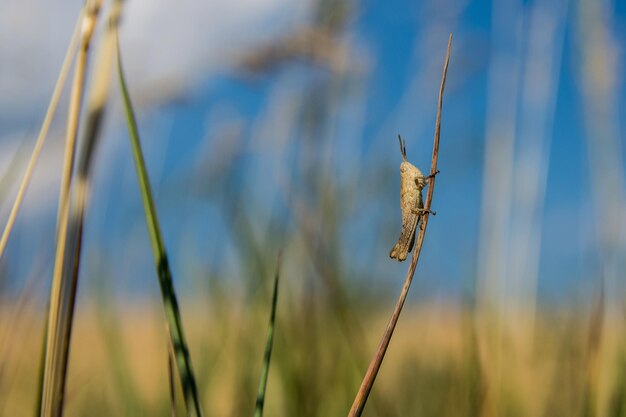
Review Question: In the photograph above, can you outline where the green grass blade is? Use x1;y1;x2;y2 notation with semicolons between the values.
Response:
166;324;179;417
254;253;282;417
115;29;203;417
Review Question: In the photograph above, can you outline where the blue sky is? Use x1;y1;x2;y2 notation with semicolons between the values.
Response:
1;0;625;304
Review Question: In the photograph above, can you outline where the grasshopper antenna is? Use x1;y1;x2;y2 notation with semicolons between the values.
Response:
397;134;407;162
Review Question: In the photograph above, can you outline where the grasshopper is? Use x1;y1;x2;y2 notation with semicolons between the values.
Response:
389;135;436;261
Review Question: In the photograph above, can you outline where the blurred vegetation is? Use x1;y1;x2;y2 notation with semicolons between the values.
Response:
3;303;626;416
1;0;625;416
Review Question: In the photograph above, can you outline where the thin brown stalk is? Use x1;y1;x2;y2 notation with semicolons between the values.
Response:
0;10;83;260
348;33;451;417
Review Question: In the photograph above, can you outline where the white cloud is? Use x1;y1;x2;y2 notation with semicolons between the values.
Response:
0;0;313;124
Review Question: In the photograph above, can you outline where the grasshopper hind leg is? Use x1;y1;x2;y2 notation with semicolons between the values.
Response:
407;222;416;253
389;214;419;262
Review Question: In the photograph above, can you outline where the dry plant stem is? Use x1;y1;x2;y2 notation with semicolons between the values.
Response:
0;11;83;260
40;2;115;416
40;3;99;415
348;33;451;417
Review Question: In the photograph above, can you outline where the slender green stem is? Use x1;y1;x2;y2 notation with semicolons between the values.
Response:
254;253;282;417
115;28;204;417
166;324;179;417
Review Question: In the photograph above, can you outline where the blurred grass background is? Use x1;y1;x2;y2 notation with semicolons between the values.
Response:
1;0;626;415
3;303;626;416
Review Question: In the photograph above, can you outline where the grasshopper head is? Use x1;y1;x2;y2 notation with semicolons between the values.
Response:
398;135;425;190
